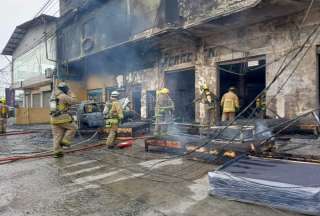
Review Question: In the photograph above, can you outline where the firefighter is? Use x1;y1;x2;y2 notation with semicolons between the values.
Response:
221;86;240;122
0;98;8;134
154;88;175;136
103;91;124;148
194;84;219;127
256;94;266;118
50;82;78;158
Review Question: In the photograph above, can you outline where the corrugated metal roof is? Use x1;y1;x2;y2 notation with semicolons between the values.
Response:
1;14;57;56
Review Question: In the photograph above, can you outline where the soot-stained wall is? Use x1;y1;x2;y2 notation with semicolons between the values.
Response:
127;6;320;122
178;0;261;26
59;0;320;122
58;0;165;63
202;6;320;119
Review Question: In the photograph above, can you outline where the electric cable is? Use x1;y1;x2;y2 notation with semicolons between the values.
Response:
301;0;315;27
9;0;89;62
34;0;56;18
154;2;320;168
145;23;320;171
44;0;59;16
257;109;320;149
146;107;317;179
218;23;320;150
2;0;318;186
1;111;317;184
220;21;320;143
202;111;320;189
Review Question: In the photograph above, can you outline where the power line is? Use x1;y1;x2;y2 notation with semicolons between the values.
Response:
34;0;55;18
9;0;87;62
2;55;11;63
44;0;59;16
209;0;320;147
146;22;320;171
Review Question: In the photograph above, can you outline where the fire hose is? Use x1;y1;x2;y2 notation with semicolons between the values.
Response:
0;131;38;136
0;132;146;165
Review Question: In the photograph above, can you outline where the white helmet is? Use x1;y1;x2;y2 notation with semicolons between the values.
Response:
111;91;120;98
57;82;69;94
58;82;68;88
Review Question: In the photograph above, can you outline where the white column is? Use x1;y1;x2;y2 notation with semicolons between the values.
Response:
23;92;26;108
30;93;33;108
40;91;44;108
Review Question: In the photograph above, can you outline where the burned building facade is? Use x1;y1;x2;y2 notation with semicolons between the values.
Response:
57;0;320;123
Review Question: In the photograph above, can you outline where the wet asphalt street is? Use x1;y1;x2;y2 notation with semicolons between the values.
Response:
0;125;304;216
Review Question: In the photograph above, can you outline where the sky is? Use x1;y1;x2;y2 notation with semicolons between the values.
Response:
0;0;59;97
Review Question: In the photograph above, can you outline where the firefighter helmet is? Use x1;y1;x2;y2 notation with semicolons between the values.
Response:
57;82;70;94
111;91;120;98
200;84;209;91
159;88;170;95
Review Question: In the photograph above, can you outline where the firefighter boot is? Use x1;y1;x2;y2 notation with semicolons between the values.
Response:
53;151;64;158
61;139;71;148
106;130;117;148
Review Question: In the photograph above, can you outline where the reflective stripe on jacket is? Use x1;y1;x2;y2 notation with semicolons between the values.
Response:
105;100;124;127
155;94;174;115
0;104;8;118
51;90;78;125
51;114;73;125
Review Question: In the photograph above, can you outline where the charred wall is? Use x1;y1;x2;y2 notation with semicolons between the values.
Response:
202;6;320;119
126;6;320;122
58;0;130;62
59;0;83;16
178;0;261;26
57;0;320;121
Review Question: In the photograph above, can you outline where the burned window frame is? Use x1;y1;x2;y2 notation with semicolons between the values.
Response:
81;18;96;53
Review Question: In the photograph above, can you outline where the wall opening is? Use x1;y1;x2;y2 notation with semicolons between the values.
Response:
132;85;142;116
164;0;179;24
165;69;195;123
218;58;266;118
146;90;156;119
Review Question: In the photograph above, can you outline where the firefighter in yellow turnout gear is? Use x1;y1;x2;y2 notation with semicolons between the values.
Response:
104;91;124;148
155;88;175;136
0;98;8;134
50;83;78;158
256;94;266;119
221;87;240;121
194;84;219;127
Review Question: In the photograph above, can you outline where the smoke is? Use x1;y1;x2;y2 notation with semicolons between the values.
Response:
255;120;273;140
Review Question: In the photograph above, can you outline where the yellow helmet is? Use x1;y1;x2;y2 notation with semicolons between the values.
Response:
0;98;5;104
200;84;209;91
158;88;170;95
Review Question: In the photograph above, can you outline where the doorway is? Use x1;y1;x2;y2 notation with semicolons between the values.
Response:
218;58;266;117
146;90;156;119
165;69;195;122
132;85;142;116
